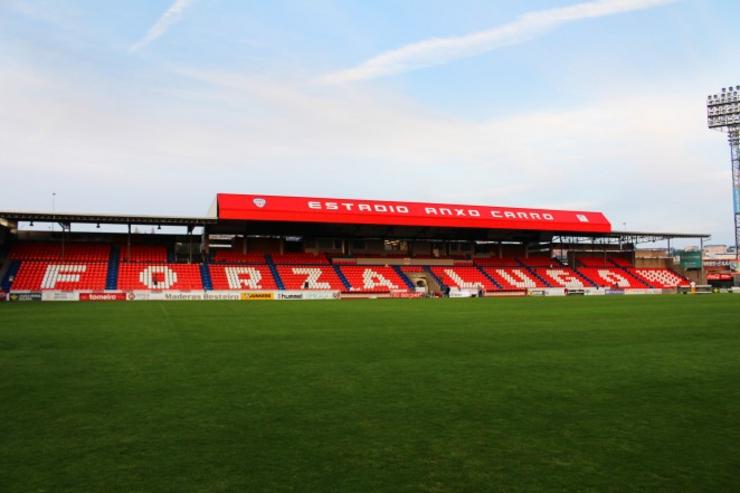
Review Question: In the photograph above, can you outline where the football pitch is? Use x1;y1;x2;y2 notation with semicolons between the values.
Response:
2;296;740;492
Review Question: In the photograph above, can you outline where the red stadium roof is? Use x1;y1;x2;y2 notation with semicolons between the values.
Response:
216;193;612;234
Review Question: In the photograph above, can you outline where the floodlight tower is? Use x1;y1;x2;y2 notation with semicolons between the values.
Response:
707;85;740;259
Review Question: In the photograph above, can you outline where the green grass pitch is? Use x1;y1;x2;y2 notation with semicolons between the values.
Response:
2;296;740;492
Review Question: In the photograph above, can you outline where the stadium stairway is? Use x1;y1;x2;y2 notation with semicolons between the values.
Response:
265;255;286;290
392;265;416;290
476;266;503;290
105;245;120;290
584;257;652;288
167;246;175;263
572;269;599;288
516;260;552;287
608;258;633;268
424;266;447;290
1;260;20;291
628;268;690;289
199;263;214;290
618;267;653;288
332;264;352;291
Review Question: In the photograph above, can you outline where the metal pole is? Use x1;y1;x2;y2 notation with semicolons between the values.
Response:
602;239;606;264
188;226;193;264
729;130;740;260
667;238;671;261
200;224;208;262
127;223;131;262
700;237;705;285
51;192;56;233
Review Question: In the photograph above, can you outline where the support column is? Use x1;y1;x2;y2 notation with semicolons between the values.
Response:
127;223;131;262
729;130;740;259
188;225;193;264
200;224;208;262
61;222;66;261
700;237;705;285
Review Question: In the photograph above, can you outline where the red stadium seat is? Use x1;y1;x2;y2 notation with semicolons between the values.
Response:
534;267;588;288
118;263;203;290
9;241;110;262
11;261;108;290
627;268;689;288
578;257;634;268
577;268;643;288
517;256;562;268
339;266;408;293
276;265;344;290
483;268;546;289
430;266;497;291
331;257;357;265
610;257;633;268
119;245;167;263
209;264;278;290
577;257;613;268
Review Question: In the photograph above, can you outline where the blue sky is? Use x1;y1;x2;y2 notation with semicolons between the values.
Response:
1;0;739;245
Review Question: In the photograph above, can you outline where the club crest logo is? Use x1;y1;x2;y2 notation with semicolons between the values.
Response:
253;198;266;208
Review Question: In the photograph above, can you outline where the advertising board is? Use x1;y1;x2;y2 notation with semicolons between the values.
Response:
389;290;423;299
528;288;567;296
124;290;337;301
449;289;478;298
203;291;243;301
127;291;168;301
489;290;527;297
678;250;702;270
162;292;206;301
8;291;42;302
275;291;340;300
584;288;606;296
79;292;126;302
42;291;80;302
240;292;275;300
623;289;662;295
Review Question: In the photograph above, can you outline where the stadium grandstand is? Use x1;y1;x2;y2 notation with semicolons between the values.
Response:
0;193;710;300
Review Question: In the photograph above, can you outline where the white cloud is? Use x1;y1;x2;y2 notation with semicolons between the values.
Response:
130;0;195;52
320;0;679;84
0;63;730;244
